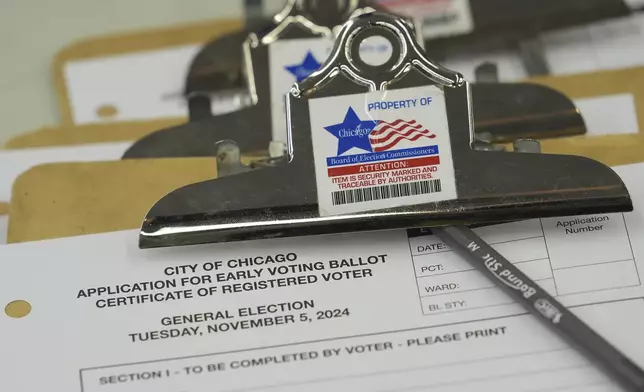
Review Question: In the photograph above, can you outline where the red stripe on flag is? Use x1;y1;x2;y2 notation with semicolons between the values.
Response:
370;120;420;137
369;127;432;144
327;156;440;177
373;132;436;152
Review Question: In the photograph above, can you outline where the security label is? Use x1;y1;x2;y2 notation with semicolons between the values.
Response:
309;85;457;216
269;38;394;144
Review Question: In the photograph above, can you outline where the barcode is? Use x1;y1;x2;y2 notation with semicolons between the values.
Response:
332;179;442;206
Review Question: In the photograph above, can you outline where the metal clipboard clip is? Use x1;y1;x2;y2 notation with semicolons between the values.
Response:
124;2;587;162
184;0;382;120
183;0;634;115
137;12;630;249
123;0;382;160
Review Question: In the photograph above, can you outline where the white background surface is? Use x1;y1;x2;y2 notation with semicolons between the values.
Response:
0;0;285;144
0;142;131;203
0;1;643;144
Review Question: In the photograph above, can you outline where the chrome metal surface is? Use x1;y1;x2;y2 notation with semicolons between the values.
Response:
185;0;377;120
126;2;417;159
139;12;631;249
184;0;632;110
518;35;551;77
474;62;499;83
513;138;541;153
124;81;586;158
215;141;250;177
215;140;286;178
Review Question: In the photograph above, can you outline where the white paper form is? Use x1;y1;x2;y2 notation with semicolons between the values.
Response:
441;13;644;136
0;142;132;203
64;45;249;124
441;13;644;83
542;13;644;77
1;164;644;392
64;12;644;134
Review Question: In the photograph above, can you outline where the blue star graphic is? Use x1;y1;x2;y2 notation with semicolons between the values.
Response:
285;51;322;82
324;107;380;155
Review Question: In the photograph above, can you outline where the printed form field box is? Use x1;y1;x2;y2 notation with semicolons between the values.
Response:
418;260;553;298
489;237;549;265
554;260;640;295
413;238;549;278
474;219;543;244
421;280;557;314
418;270;491;297
409;236;451;256
542;214;633;269
414;251;472;277
408;219;543;257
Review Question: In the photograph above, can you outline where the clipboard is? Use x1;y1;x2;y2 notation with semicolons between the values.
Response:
6;149;264;244
526;66;644;164
53;18;242;125
527;66;644;136
6;158;216;244
6;131;644;245
22;65;642;151
541;133;644;167
6;65;644;244
0;142;133;246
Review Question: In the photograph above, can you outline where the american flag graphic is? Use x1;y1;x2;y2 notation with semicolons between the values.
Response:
369;119;436;152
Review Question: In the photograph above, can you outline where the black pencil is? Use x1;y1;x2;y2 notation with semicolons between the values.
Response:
434;225;644;392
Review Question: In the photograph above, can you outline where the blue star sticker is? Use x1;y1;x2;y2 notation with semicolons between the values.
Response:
324;107;379;155
285;51;322;82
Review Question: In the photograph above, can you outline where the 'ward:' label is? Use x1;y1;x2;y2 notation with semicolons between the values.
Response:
309;86;457;216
